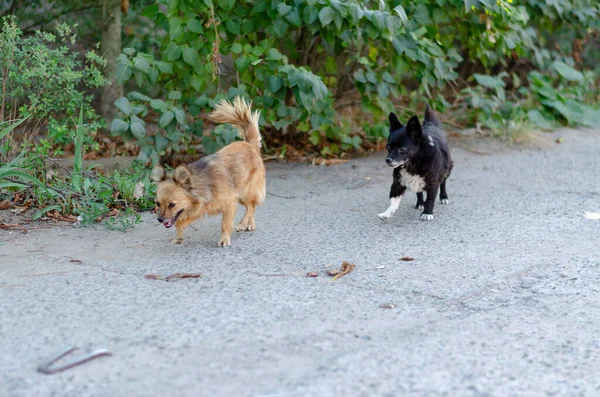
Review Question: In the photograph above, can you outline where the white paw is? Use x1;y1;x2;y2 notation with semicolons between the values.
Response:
440;198;449;204
378;211;393;220
420;213;434;221
416;205;424;210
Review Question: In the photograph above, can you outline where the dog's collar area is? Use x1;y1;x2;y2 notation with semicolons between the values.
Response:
163;209;183;228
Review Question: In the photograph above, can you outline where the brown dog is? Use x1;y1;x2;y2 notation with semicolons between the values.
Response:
152;97;266;246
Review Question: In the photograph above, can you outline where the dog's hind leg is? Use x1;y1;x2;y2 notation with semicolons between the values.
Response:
218;205;236;247
439;179;449;204
415;192;425;210
379;182;406;220
236;203;256;232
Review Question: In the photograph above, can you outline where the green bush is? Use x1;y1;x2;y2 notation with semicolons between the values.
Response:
0;16;107;160
110;0;599;160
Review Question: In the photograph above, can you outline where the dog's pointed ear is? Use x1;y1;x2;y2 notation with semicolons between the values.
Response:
389;112;403;131
151;165;166;183
406;115;422;142
424;104;441;127
173;165;193;190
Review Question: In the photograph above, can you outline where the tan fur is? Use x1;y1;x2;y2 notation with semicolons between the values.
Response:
153;97;266;247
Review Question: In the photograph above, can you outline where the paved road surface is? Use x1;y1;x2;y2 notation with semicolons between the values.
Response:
1;128;599;396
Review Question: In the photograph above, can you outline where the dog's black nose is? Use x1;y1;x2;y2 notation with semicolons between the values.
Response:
157;217;164;223
385;158;392;165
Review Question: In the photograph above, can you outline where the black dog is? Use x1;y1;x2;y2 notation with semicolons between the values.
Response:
378;105;453;221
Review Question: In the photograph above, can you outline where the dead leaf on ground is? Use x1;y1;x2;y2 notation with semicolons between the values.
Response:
466;149;490;155
133;182;145;199
306;272;319;277
145;273;202;281
69;259;83;264
312;158;348;166
10;206;27;214
380;303;397;309
0;200;13;210
584;212;600;220
555;137;564;144
47;211;77;223
400;256;415;261
326;261;356;280
0;223;27;232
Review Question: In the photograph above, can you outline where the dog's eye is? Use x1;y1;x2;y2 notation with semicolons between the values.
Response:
169;203;176;209
399;148;408;153
155;202;160;207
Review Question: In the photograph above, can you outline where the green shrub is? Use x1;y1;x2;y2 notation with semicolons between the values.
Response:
104;0;596;159
0;16;107;160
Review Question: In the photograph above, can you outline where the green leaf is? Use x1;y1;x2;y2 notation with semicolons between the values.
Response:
235;56;252;72
129;92;151;102
231;43;242;54
303;6;319;24
123;48;136;56
116;61;133;84
166;42;182;61
271;19;288;36
277;3;292;16
187;19;204;33
319;7;334;26
474;74;504;89
150;99;168;112
0;117;28;140
267;48;284;61
203;0;213;7
527;110;554;130
111;118;129;133
148;67;159;84
182;47;199;66
285;8;302;27
242;20;255;34
173;107;186;124
394;5;408;24
190;74;203;91
347;4;364;22
159;111;175;128
552;61;583;82
225;19;241;35
268;76;283;93
156;61;173;74
32;205;61;220
134;56;150;73
114;97;132;115
131;122;146;139
168;91;182;100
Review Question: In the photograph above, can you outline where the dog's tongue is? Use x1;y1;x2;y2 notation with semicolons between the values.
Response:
163;219;174;228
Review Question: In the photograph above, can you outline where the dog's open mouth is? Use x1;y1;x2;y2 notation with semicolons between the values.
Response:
163;209;183;228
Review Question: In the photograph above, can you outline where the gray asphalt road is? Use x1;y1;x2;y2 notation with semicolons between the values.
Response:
1;128;600;397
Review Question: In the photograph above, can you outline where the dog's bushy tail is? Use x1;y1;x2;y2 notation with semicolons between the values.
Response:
423;104;441;128
208;96;262;149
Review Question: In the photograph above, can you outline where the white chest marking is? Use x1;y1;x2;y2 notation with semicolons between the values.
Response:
400;169;426;192
427;136;435;147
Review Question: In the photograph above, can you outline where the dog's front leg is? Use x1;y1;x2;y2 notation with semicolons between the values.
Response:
173;218;193;244
420;185;439;221
218;205;236;247
379;182;406;220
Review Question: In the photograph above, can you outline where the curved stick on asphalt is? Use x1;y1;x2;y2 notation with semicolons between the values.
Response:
37;347;112;374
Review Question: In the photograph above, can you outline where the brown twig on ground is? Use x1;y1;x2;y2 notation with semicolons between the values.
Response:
145;273;202;281
0;222;27;232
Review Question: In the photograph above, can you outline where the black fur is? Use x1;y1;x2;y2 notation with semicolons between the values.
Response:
381;104;453;220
